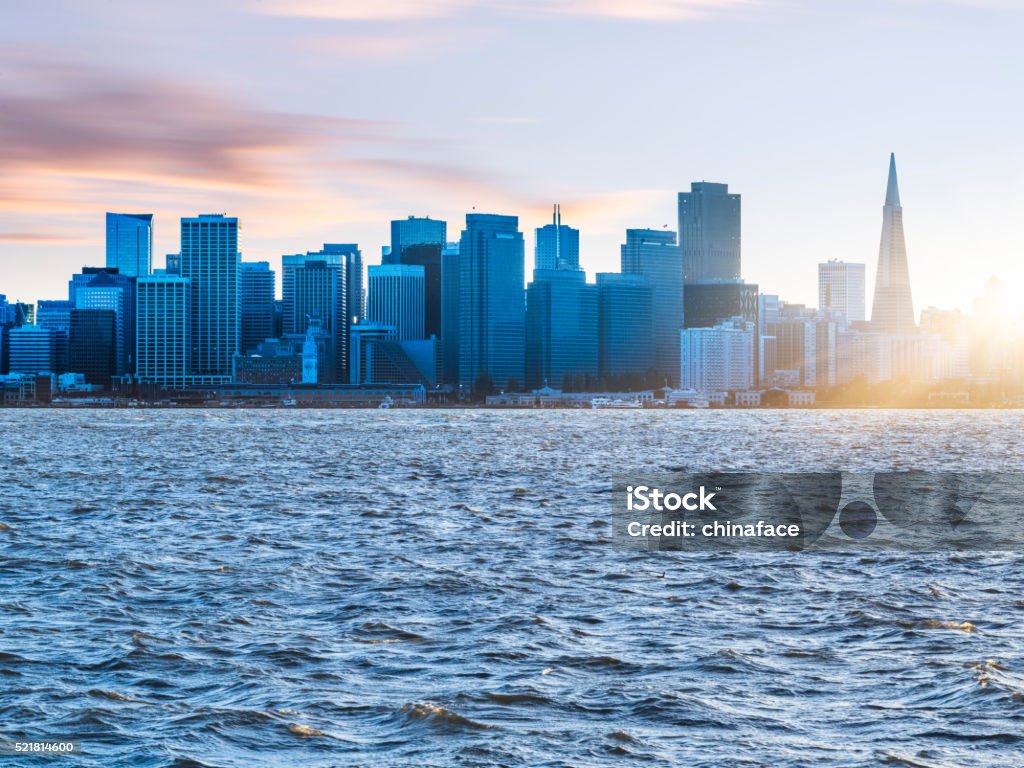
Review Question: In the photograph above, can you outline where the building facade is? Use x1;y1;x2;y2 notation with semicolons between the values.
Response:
367;264;425;341
621;228;683;386
8;325;56;375
525;268;597;390
678;182;741;284
389;216;446;263
240;261;275;354
818;260;865;327
180;215;240;377
596;272;654;382
106;212;153;277
679;317;755;392
281;249;347;383
136;274;191;389
458;214;526;391
69;309;117;386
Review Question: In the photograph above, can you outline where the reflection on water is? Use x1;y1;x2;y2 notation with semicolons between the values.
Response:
1;409;1023;767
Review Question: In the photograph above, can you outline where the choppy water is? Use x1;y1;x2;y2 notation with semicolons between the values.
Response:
1;409;1023;767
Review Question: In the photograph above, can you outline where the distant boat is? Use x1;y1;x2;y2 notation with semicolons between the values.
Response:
591;397;642;410
281;398;297;407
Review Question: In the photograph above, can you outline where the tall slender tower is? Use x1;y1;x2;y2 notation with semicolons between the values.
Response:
870;154;916;333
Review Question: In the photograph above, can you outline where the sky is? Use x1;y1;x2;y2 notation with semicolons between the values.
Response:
1;0;1022;313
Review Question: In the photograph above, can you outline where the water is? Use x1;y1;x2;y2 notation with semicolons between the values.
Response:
1;409;1023;767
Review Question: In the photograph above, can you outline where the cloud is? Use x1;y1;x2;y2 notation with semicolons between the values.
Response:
0;55;395;192
253;0;760;22
0;232;83;243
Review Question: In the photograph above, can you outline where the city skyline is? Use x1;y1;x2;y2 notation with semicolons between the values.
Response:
1;1;1021;312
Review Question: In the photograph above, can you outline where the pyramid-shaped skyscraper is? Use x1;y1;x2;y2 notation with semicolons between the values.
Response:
870;153;916;333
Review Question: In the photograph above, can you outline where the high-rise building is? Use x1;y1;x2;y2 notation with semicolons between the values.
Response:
525;269;598;389
368;264;425;341
105;213;153;277
535;205;580;272
621;228;683;386
8;325;57;374
680;317;755;393
870;154;916;333
389;216;446;264
395;244;443;339
136;274;191;389
678;182;741;284
35;300;73;374
240;261;275;354
69;309;117;386
180;215;240;377
440;241;461;385
282;249;347;383
72;269;136;376
819;260;865;327
315;244;362;324
458;214;526;391
596;272;654;381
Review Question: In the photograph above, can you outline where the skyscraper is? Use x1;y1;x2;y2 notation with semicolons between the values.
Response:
678;182;741;284
870;154;916;333
106;213;153;277
136;274;191;389
440;241;461;385
394;244;442;340
282;249;347;383
389;216;446;263
240;261;276;354
535;205;580;272
525;269;597;389
621;228;683;386
73;269;136;376
368;264;425;341
596;273;654;382
458;214;526;391
316;244;363;324
69;309;117;386
818;260;865;326
180;215;240;377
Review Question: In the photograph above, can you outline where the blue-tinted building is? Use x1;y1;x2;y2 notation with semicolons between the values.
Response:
368;264;425;341
180;214;240;377
106;213;153;277
71;268;136;376
525;269;597;389
389;216;446;264
678;182;741;284
535;204;580;272
440;241;461;385
282;249;347;383
621;228;683;386
36;300;73;374
597;273;654;382
240;261;276;354
69;308;117;387
136;274;191;388
8;325;57;375
315;244;363;324
458;214;525;391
